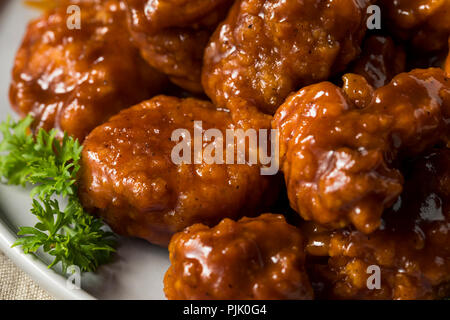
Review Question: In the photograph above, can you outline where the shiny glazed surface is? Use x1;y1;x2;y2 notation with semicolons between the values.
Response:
164;214;313;300
304;149;450;299
124;0;233;92
78;96;278;246
351;35;406;88
381;0;450;51
273;68;450;233
446;38;450;74
202;0;374;115
9;0;167;142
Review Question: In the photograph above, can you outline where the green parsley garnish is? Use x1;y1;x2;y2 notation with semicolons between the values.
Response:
0;115;116;272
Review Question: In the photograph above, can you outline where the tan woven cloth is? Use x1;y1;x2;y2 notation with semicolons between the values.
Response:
0;250;53;300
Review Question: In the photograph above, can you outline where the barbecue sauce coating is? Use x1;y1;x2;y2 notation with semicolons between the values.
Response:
78;96;278;246
124;0;233;92
164;214;313;300
202;0;375;115
351;35;406;88
380;0;450;52
273;68;450;234
303;149;450;300
9;0;167;142
446;38;450;75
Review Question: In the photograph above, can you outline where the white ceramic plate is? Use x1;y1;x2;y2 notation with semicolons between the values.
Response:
0;0;169;300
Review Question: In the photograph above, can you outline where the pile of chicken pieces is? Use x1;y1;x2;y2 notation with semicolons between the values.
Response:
9;0;450;299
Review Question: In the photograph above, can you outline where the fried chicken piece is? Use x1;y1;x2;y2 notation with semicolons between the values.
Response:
272;68;450;233
202;0;375;115
164;214;313;300
124;0;233;93
303;149;450;300
10;0;167;142
78;96;279;246
381;0;450;52
350;35;406;88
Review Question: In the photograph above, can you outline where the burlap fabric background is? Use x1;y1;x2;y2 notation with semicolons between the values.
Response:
0;250;53;300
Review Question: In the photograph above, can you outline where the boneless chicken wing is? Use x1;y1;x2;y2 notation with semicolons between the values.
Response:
10;0;167;142
381;0;450;52
202;0;375;115
78;96;279;246
273;68;450;233
124;0;233;92
303;149;450;299
164;214;314;300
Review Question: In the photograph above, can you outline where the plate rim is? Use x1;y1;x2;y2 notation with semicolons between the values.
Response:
0;211;96;300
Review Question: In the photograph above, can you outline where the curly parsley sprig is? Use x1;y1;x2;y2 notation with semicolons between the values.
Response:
0;115;116;272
